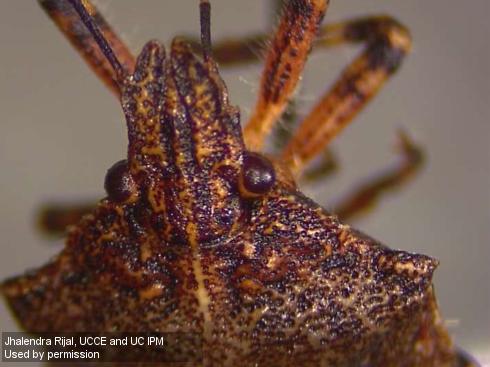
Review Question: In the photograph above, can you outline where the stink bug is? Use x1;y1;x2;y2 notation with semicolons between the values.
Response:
1;0;479;366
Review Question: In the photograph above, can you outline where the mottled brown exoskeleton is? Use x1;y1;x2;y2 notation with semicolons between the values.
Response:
1;0;477;366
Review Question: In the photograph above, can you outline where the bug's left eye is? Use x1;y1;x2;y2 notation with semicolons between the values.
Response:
239;152;276;198
104;160;138;203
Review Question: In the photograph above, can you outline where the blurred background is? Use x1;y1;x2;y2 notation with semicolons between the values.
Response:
0;0;488;365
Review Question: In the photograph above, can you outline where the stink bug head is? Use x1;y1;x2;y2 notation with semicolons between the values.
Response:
118;38;249;244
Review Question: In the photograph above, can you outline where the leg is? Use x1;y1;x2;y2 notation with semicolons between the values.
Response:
281;16;412;175
273;95;340;184
243;0;329;151
39;0;135;97
332;131;423;222
37;201;97;236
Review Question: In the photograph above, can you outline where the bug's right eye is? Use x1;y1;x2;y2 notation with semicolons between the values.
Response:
104;160;138;203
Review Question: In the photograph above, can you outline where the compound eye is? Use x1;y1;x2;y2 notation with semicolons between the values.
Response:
239;152;276;198
104;160;138;203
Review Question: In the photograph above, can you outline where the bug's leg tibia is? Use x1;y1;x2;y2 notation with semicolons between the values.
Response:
332;130;423;222
281;16;412;175
243;0;329;151
37;201;97;236
39;0;135;97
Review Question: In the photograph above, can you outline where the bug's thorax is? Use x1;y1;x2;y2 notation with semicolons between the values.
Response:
118;39;249;246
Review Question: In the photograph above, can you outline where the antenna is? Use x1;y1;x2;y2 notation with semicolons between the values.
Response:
68;0;124;78
200;0;212;60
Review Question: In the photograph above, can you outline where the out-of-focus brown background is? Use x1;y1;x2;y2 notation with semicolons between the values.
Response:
1;0;489;365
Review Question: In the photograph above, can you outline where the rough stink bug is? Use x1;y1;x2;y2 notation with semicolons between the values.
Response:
0;0;480;366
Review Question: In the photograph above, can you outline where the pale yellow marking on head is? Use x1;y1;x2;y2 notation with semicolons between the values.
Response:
139;283;164;300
